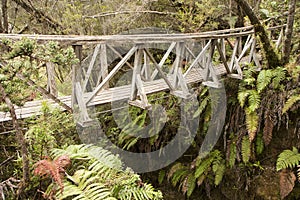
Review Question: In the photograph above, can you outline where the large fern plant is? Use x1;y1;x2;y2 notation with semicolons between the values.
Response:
167;150;225;197
238;66;287;142
34;144;163;200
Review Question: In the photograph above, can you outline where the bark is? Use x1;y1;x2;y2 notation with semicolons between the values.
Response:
234;0;281;68
16;73;73;113
11;0;64;33
0;83;30;198
2;0;8;33
282;0;296;64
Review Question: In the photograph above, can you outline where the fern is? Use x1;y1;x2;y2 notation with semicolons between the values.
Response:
255;132;264;155
228;142;236;168
276;147;300;171
194;156;214;178
238;89;250;108
158;170;165;185
212;157;225;186
184;174;196;197
271;67;286;90
257;69;272;93
241;136;251;164
245;108;259;142
45;145;163;200
263;115;274;146
33;155;71;193
247;90;260;112
193;95;210;118
282;94;300;114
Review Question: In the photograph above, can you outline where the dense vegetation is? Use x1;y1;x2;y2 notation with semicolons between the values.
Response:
0;0;299;199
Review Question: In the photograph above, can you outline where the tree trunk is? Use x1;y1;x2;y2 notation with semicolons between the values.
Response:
282;0;296;64
0;83;30;198
234;0;281;68
2;0;8;33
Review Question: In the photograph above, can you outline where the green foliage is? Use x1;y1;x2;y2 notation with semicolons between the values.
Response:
257;69;273;93
282;94;300;114
167;150;225;197
228;142;237;168
245;108;259;142
276;147;300;171
255;132;264;155
25;103;76;160
44;144;163;200
241;136;251;164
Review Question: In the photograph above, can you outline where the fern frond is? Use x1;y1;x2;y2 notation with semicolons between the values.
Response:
263;116;274;146
212;158;225;186
238;89;250;108
171;169;189;187
193;95;210;118
282;94;300;114
276;147;300;171
228;143;236;168
168;163;186;181
255;132;264;155
158;170;165;185
257;69;272;93
272;67;286;89
245;108;259;142
181;173;196;197
248;90;260;112
194;155;214;178
242;136;251;164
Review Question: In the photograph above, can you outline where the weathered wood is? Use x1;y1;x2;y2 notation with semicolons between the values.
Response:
130;49;143;101
151;42;176;80
144;49;175;91
46;62;57;97
99;44;109;89
83;44;100;91
86;46;138;105
71;45;82;109
184;40;212;77
107;44;134;69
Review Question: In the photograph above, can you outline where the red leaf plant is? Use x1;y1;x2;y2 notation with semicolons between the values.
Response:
33;155;71;193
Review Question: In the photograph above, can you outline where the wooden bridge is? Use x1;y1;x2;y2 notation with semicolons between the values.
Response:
0;25;285;123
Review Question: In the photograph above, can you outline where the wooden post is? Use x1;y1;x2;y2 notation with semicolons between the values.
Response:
100;44;109;89
71;45;82;109
46;62;58;97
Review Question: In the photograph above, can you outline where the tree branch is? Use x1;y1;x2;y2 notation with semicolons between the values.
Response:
16;73;73;113
11;0;64;33
84;10;177;18
0;83;30;198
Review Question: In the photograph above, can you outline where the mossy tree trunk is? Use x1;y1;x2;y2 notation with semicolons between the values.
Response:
0;83;30;198
282;0;296;64
234;0;281;68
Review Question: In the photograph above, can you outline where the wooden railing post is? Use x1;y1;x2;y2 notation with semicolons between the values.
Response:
71;45;82;109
